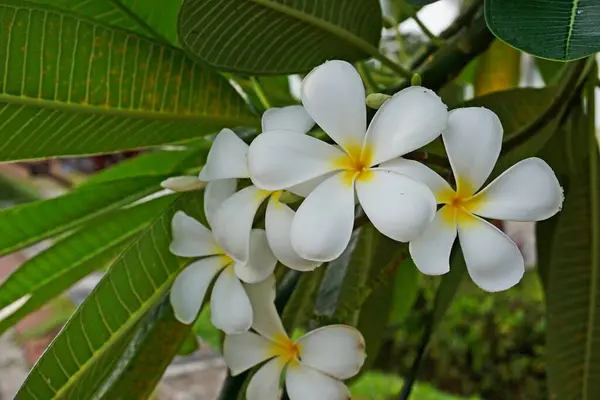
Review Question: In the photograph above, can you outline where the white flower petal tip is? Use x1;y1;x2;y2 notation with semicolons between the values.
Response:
248;132;343;191
301;60;367;153
291;172;356;262
170;257;228;324
234;229;278;283
365;86;448;165
409;208;457;276
160;176;205;192
266;198;322;271
443;107;503;196
211;269;253;334
357;170;437;242
458;215;525;292
262;105;314;134
169;211;219;258
298;325;366;380
199;128;249;181
471;158;564;222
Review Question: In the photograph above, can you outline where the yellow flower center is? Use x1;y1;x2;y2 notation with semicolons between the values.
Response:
269;333;302;365
332;142;375;187
437;178;484;226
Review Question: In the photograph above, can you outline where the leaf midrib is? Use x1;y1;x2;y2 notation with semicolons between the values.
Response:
0;94;257;125
566;0;580;59
249;0;380;60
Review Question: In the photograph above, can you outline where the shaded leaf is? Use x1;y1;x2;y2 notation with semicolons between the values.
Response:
15;192;203;399
485;0;600;60
179;0;382;74
0;0;255;162
474;40;520;96
0;195;175;333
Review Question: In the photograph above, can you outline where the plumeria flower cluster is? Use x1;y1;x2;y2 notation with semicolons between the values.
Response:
163;60;563;398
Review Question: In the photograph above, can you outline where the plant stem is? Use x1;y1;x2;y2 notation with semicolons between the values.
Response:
250;77;272;110
357;62;379;93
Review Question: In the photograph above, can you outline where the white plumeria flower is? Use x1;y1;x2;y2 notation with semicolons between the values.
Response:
248;60;449;262
386;107;563;292
198;107;322;271
224;276;366;400
168;179;277;333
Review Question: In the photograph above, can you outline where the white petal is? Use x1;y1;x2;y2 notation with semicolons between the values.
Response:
212;186;270;262
379;158;452;201
170;256;229;324
266;197;322;271
458;214;524;292
262;105;314;134
409;207;457;275
211;268;253;334
169;211;220;258
443;107;503;196
245;275;288;341
247;358;285;400
285;364;350;400
223;331;275;375
356;170;436;242
234;229;278;283
199;128;249;181
298;325;366;379
204;179;237;229
301;60;366;154
287;172;335;198
469;158;564;221
161;176;204;192
248;132;344;191
291;172;356;262
365;86;448;166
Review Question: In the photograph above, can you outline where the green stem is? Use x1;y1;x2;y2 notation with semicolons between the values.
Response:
250;77;272;110
409;9;443;46
357;62;379;93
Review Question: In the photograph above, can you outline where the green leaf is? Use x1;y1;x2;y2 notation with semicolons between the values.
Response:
31;0;182;44
98;300;192;399
536;58;565;85
0;0;256;162
389;258;420;325
82;146;209;185
485;0;600;61
281;267;326;332
0;176;164;257
179;0;383;74
0;195;174;333
15;192;203;399
474;40;521;96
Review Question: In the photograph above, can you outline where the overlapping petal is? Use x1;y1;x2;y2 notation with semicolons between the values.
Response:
223;331;275;375
469;158;563;221
211;268;253;334
301;60;367;154
457;214;524;292
291;172;356;262
298;325;366;380
262;105;314;134
443;108;503;196
265;197;322;271
285;364;350;400
244;275;287;341
356;170;436;242
170;256;229;324
247;358;285;400
409;208;457;275
212;186;271;262
169;211;220;258
234;229;277;283
248;131;345;191
204;179;237;229
199;128;249;181
364;86;448;166
379;158;452;202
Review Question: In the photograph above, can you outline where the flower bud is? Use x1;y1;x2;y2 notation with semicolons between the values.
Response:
160;176;205;192
365;93;391;109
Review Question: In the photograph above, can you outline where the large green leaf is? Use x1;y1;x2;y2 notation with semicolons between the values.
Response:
0;195;174;333
0;0;255;162
98;300;192;399
32;0;182;44
0;176;164;257
485;0;600;61
16;192;203;399
179;0;383;74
